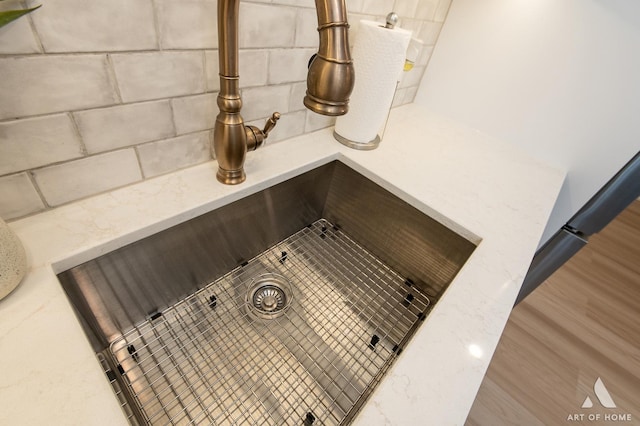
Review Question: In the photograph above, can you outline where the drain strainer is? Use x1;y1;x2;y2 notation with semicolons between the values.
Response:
246;273;293;319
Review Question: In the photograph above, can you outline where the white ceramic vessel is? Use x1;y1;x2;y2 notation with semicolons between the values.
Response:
0;217;27;300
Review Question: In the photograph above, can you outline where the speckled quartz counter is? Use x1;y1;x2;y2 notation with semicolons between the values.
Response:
0;104;564;426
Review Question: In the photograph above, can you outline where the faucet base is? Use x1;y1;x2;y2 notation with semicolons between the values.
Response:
217;167;246;185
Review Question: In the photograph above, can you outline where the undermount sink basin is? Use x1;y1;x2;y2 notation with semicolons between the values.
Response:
57;160;476;425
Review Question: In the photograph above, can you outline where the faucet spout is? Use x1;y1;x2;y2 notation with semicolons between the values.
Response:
213;0;354;185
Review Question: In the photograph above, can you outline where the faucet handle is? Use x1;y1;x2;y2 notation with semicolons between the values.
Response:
245;112;281;151
262;112;281;138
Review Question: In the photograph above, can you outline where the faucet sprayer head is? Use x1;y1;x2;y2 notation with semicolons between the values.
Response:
303;0;354;116
304;53;354;116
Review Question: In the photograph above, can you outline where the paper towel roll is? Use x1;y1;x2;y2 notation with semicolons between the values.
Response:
334;20;412;148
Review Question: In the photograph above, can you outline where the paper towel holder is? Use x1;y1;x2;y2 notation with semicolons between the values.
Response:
333;11;405;151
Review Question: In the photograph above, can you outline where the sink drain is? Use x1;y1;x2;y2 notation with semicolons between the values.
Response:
246;273;293;319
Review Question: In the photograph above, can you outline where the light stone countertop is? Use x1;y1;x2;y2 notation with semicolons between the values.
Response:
0;104;565;425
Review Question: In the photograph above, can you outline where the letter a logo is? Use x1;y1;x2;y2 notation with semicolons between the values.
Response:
581;377;616;408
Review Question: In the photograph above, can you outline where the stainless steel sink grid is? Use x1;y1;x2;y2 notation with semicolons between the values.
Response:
58;161;476;425
103;220;429;425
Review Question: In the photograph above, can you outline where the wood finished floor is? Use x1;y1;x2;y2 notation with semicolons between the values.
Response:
466;200;640;426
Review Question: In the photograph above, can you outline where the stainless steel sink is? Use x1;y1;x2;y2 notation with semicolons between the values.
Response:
57;160;476;425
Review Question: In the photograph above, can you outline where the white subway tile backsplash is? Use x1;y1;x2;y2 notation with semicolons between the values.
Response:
0;23;40;54
0;55;117;120
239;3;296;48
418;45;434;66
403;65;425;87
400;18;422;34
295;8;318;48
0;0;41;54
358;0;393;16
418;21;443;45
240;85;291;122
137;132;210;178
347;0;366;15
75;101;175;154
405;85;419;103
112;52;205;103
156;0;217;49
289;82;308;112
0;114;83;175
275;0;312;8
0;173;45;220
269;48;315;85
30;0;157;52
240;50;269;87
33;149;142;206
394;0;420;19
434;0;452;22
172;93;217;134
392;87;407;107
414;0;438;20
305;111;336;132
